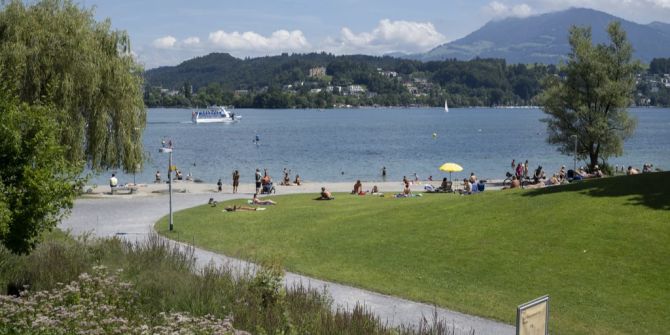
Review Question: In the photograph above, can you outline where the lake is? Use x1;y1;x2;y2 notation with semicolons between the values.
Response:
89;107;670;185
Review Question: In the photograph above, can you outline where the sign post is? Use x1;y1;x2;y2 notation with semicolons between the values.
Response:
516;295;549;335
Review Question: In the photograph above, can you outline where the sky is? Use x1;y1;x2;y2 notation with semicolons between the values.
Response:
80;0;670;69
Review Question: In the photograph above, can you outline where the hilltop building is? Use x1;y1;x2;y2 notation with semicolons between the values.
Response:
309;66;326;78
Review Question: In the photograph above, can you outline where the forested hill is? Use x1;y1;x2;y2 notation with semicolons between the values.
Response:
144;53;670;109
144;53;556;108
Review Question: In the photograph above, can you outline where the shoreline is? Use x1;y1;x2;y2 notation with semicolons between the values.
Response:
83;179;506;198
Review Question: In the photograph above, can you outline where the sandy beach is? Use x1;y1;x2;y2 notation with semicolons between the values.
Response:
83;178;506;198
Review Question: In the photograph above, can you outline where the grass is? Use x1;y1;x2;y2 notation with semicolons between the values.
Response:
156;172;670;335
1;230;463;335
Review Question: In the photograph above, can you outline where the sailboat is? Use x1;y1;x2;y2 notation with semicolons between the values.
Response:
444;99;449;113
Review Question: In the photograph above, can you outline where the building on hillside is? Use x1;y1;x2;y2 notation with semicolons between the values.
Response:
310;88;322;94
159;88;180;97
309;66;326;78
234;90;249;96
379;70;398;78
403;83;419;95
326;86;342;94
347;85;366;95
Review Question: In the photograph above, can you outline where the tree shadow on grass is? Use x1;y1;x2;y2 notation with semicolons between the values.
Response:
521;172;670;211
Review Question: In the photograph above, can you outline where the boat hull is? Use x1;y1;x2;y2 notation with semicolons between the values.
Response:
192;118;237;124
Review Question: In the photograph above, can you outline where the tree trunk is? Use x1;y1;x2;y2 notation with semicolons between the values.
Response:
589;152;599;170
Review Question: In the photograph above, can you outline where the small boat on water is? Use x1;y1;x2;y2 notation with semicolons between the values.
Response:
192;106;240;124
444;99;449;113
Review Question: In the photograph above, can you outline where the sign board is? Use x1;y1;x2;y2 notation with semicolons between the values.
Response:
516;295;549;335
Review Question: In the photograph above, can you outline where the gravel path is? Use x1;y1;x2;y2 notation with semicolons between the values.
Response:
60;191;514;335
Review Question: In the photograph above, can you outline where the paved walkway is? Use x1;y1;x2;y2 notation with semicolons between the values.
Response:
60;191;515;335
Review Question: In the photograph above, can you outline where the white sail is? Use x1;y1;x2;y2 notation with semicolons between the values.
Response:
444;99;449;113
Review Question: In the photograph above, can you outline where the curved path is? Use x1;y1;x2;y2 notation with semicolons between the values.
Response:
60;189;514;335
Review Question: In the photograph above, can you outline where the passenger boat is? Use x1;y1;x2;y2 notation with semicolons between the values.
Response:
191;106;240;124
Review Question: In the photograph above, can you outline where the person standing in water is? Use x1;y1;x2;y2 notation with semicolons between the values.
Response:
217;178;223;192
382;166;387;179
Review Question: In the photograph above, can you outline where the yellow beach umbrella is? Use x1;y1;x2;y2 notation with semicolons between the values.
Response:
439;162;463;182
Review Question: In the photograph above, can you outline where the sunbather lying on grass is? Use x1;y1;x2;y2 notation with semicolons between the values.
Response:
224;205;260;212
252;193;277;205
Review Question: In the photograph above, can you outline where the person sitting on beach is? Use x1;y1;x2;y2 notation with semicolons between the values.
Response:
402;176;409;185
533;166;545;184
558;166;566;182
155;170;161;183
627;166;639;175
459;178;472;194
439;177;450;192
371;185;379;194
252;193;276;205
294;175;301;186
403;181;411;195
208;198;218;207
318;187;334;200
176;170;183;181
469;172;477;184
224;205;258;212
510;176;521;189
593;165;604;178
642;163;654;173
282;171;291;186
352;180;363;194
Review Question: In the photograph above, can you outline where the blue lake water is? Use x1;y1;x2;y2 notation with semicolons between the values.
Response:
90;107;670;185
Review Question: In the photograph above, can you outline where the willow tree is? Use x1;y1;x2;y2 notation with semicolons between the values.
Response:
0;0;145;171
0;0;144;253
540;22;639;170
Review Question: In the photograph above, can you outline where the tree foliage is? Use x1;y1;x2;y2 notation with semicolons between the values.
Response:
649;57;670;75
540;22;639;169
0;94;82;254
0;0;145;172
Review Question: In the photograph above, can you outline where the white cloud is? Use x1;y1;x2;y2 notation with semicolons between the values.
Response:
152;35;177;49
649;0;670;8
182;37;200;46
333;19;446;54
208;29;309;52
485;1;534;18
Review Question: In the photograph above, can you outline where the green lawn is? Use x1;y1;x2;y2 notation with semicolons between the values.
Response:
156;173;670;335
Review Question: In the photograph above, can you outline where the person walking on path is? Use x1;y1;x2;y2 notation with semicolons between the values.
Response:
232;170;240;194
109;173;118;194
255;169;262;194
217;178;223;192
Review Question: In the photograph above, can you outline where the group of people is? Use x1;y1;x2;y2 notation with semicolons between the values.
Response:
154;169;191;183
280;168;301;186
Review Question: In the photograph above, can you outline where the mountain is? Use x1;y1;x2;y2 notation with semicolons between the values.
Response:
648;21;670;35
420;8;670;64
